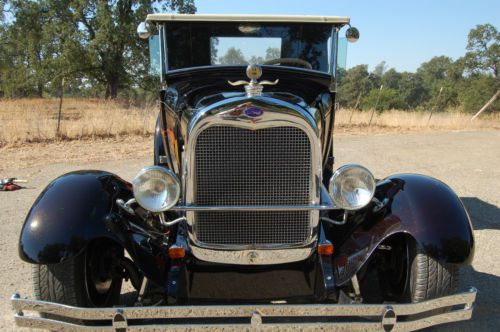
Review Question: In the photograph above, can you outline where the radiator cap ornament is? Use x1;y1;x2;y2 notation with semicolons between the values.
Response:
246;64;263;81
228;64;279;97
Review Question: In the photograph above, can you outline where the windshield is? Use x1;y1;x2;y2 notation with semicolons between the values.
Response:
163;22;334;72
211;37;282;65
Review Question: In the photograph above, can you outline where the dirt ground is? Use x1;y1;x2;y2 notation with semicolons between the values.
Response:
0;130;499;331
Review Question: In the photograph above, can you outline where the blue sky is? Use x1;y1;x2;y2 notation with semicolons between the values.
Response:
195;0;500;73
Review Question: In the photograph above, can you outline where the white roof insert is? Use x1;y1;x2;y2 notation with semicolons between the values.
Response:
146;14;349;24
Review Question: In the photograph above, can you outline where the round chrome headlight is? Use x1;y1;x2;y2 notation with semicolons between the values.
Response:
329;164;376;210
132;166;180;212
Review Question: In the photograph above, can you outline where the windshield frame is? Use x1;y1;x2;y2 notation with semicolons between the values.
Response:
152;21;345;87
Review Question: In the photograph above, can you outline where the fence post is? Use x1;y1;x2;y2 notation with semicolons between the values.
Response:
349;92;362;123
427;86;443;125
368;85;383;126
471;90;500;121
56;77;64;136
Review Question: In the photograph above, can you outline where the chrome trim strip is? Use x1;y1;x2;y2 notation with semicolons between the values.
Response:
172;204;336;211
329;26;338;77
172;184;336;211
190;244;315;265
12;288;477;331
183;96;323;253
191;240;316;252
158;24;167;84
170;179;379;212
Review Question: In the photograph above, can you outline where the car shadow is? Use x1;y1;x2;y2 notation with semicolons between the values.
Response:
426;265;500;331
460;197;500;230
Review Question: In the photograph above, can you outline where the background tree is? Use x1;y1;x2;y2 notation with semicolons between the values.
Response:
248;55;264;64
1;0;196;99
372;61;387;78
381;68;401;90
218;47;246;65
462;24;499;111
0;1;55;97
397;72;426;109
335;23;498;113
458;74;498;112
210;37;219;64
337;64;372;108
361;87;405;111
0;0;8;22
0;6;498;115
265;47;280;60
244;47;281;65
465;23;499;78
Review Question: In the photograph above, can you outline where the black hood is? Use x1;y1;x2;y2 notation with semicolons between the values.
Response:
165;65;332;107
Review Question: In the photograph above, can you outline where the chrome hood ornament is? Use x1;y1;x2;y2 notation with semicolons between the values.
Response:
228;64;279;97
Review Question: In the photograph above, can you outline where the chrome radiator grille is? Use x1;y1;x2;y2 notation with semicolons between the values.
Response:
193;126;312;246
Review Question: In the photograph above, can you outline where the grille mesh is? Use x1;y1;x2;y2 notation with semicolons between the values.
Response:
194;126;312;246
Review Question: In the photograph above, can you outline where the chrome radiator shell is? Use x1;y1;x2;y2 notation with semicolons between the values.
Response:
182;97;322;263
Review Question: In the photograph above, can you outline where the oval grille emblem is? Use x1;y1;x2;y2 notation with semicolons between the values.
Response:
244;107;263;118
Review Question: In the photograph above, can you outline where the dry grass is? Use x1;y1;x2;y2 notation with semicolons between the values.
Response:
335;108;500;134
1;99;499;148
0;98;157;147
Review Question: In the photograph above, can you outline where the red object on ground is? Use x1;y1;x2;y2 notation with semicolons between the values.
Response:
0;183;23;191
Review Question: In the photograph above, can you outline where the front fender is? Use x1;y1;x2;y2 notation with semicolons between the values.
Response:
19;171;133;264
333;174;475;285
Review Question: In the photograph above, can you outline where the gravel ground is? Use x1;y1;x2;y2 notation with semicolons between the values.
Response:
0;130;499;331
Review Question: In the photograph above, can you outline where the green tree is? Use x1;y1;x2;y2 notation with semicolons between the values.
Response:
373;61;387;77
337;64;373;108
1;0;196;98
361;88;405;111
416;56;454;109
465;23;499;78
397;72;426;109
381;68;402;90
1;0;8;22
417;56;453;87
248;55;264;64
1;1;55;97
210;37;219;64
458;75;499;112
265;47;280;60
218;47;246;65
247;47;280;64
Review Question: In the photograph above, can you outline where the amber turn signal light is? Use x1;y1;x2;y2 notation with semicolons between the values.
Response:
317;243;334;256
168;246;186;259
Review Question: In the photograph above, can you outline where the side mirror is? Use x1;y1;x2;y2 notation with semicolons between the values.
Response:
137;22;152;39
345;26;360;43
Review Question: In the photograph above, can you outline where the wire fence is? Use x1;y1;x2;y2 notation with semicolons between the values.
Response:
0;98;157;146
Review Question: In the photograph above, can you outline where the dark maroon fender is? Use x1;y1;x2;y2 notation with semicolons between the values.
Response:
333;174;475;286
18;171;167;285
19;171;134;264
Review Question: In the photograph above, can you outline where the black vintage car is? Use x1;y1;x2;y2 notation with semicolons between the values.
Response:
12;14;476;331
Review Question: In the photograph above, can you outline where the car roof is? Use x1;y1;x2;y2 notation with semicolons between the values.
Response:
146;13;349;24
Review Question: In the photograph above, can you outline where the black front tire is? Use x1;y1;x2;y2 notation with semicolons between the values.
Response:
33;241;123;308
409;243;459;302
370;236;459;304
33;256;88;307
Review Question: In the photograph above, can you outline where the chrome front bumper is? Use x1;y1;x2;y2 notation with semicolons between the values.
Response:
11;288;476;331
